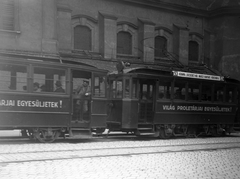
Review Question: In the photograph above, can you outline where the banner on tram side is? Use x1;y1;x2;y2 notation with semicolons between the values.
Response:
0;94;69;112
157;103;235;113
172;71;224;81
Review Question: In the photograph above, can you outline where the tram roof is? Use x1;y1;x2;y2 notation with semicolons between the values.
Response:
109;65;221;76
108;65;240;84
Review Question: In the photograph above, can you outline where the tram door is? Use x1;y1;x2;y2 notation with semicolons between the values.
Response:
71;70;92;126
138;79;156;123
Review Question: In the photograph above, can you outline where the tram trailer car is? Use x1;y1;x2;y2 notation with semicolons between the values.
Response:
106;67;240;138
0;57;108;142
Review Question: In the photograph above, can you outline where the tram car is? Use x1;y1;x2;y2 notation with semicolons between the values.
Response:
1;55;240;142
0;56;108;142
106;62;240;138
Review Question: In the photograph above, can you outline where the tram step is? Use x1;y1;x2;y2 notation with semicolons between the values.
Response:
137;128;155;136
138;128;153;131
137;132;156;136
69;129;92;138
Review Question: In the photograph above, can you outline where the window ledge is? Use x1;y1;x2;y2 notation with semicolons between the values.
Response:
0;29;21;35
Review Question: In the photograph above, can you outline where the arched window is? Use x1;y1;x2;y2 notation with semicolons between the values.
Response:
0;0;14;31
189;41;199;62
155;36;167;58
74;25;91;51
117;31;132;55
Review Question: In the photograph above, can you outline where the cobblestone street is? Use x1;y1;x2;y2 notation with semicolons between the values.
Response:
1;149;240;179
1;134;240;179
0;150;240;179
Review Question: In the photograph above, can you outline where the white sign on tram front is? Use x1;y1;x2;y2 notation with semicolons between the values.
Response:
172;71;224;81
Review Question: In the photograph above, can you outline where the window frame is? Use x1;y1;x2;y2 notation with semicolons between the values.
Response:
154;36;167;59
92;73;106;98
158;78;172;101
0;62;28;92
117;31;132;55
32;66;67;94
73;25;92;51
173;79;187;101
0;0;20;33
187;81;200;101
188;40;199;62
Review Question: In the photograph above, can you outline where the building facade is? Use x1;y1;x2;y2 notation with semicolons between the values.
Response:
1;0;240;79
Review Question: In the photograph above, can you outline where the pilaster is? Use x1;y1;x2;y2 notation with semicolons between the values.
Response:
138;18;155;63
173;24;189;66
99;12;118;59
57;1;72;52
41;0;58;54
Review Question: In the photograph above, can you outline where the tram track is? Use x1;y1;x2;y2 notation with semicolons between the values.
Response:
0;140;240;155
1;140;240;164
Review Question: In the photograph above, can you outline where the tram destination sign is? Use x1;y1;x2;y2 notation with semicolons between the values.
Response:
172;71;224;81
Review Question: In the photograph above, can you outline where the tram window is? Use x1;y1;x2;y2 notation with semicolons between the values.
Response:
116;80;123;98
33;67;66;93
201;83;212;101
0;63;27;91
149;85;153;99
141;84;148;99
158;81;171;100
214;84;224;102
72;71;91;95
226;87;234;103
132;79;138;99
125;79;130;98
188;83;200;101
93;75;105;97
174;81;186;100
109;80;114;98
112;80;123;98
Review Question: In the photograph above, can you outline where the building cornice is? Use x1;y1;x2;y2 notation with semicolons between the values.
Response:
117;21;138;29
112;0;208;17
99;11;118;20
155;26;173;34
189;32;203;39
138;18;155;26
72;14;98;23
209;6;240;18
108;0;240;18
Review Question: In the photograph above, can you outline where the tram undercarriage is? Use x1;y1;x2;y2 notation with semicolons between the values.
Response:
19;122;235;143
104;122;235;139
153;124;234;138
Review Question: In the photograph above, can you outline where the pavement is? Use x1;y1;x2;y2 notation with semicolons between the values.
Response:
1;149;240;179
0;124;240;178
0;136;240;179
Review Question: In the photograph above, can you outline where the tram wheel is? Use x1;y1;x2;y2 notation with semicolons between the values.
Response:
210;128;222;137
21;129;35;140
158;128;171;139
33;128;60;143
21;130;28;138
186;131;197;138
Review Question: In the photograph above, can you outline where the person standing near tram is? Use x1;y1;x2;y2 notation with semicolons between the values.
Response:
75;79;91;121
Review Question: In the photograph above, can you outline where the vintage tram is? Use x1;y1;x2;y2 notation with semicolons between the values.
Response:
106;64;240;138
0;56;108;142
0;55;240;142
